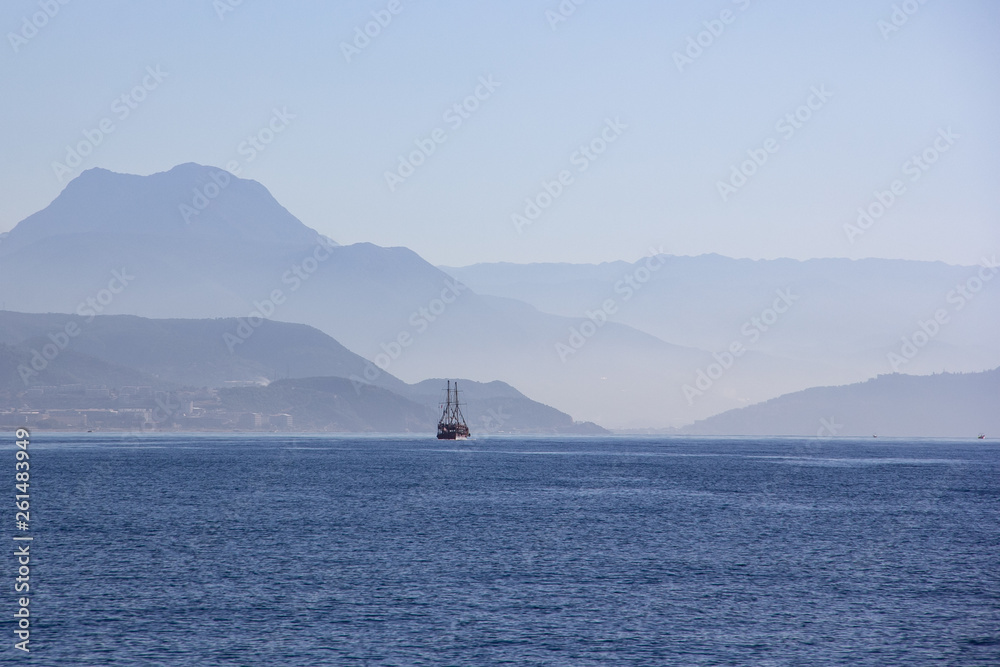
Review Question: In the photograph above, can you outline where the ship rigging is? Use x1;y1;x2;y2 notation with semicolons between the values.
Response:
437;380;470;440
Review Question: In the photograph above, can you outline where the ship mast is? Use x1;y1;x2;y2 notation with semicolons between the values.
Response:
441;380;465;424
451;381;466;425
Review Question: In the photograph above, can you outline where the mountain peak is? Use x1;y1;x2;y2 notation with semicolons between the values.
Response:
2;163;331;254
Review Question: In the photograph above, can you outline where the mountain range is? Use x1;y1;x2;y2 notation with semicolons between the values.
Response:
1;164;997;431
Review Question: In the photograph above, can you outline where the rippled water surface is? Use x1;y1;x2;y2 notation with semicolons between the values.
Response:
20;434;1000;665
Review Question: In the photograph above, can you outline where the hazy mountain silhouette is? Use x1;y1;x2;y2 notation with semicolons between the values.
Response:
217;377;435;433
444;256;1000;413
444;257;1000;374
0;340;156;390
0;165;715;428
4;164;996;428
0;310;603;434
677;368;1000;437
1;163;323;252
0;310;401;391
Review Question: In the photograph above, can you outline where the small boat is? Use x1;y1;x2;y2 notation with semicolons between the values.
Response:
978;433;986;440
437;380;470;440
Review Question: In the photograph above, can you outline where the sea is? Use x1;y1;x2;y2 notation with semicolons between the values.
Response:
13;433;1000;666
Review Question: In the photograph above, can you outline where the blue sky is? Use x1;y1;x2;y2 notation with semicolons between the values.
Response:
2;0;998;265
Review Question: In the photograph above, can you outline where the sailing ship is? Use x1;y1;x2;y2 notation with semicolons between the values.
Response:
437;380;470;440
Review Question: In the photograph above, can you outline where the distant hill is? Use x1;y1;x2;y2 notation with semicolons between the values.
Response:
0;310;604;434
217;377;436;433
677;368;1000;438
0;341;157;390
0;310;406;392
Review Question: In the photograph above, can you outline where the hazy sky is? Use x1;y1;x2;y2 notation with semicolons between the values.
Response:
3;0;998;266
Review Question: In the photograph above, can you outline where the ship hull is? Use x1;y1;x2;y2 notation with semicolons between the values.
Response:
437;425;470;440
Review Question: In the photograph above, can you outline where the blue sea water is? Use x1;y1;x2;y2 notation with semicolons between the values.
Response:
11;434;1000;666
